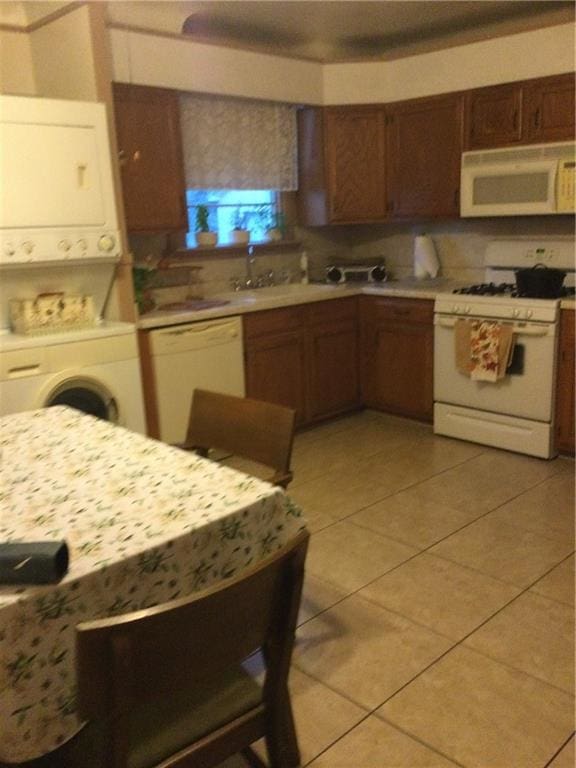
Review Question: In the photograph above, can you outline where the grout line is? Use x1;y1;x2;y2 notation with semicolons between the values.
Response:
541;731;576;768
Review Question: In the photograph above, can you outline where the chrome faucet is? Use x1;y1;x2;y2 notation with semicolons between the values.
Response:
245;245;256;288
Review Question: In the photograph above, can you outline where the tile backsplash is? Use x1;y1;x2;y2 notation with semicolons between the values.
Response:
129;216;574;308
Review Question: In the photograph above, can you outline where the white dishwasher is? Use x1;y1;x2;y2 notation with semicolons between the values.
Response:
149;316;245;444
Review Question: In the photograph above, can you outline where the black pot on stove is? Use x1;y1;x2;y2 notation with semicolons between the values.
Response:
514;263;566;298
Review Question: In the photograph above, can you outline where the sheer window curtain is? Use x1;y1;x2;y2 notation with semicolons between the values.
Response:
179;94;298;190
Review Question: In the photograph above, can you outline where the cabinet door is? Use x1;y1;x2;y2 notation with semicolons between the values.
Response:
113;84;187;232
386;94;463;218
361;297;434;421
244;330;307;425
324;107;387;222
306;299;360;421
465;83;523;149
555;309;575;455
524;73;576;143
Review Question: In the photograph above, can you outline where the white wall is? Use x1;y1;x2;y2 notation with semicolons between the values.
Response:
0;30;35;94
323;23;575;104
29;4;98;100
110;29;324;105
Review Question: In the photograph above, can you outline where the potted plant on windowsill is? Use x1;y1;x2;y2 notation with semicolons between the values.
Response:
195;204;218;248
230;209;250;245
260;208;286;242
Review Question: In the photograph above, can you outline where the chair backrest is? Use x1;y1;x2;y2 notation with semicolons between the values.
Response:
185;388;297;487
76;530;309;725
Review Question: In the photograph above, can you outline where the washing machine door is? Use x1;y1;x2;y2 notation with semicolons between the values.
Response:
44;377;119;423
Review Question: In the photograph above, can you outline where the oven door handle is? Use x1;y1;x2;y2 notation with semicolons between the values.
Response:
435;316;551;336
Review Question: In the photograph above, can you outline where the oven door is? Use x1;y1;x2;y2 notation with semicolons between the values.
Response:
434;314;558;422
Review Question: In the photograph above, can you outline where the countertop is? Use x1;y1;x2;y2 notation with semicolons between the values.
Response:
137;278;575;330
137;278;463;330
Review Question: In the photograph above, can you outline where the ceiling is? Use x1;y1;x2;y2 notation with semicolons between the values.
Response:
106;1;575;62
3;1;574;62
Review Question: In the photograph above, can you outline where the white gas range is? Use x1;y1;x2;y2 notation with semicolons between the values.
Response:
433;239;574;459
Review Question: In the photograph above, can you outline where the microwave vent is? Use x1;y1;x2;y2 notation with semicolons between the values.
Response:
462;141;575;167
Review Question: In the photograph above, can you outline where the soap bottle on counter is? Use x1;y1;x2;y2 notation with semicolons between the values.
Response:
300;252;309;284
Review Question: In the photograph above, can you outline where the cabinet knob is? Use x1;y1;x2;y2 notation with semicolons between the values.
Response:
133;150;141;162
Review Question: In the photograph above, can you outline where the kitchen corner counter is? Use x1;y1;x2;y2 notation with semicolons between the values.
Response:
137;279;463;330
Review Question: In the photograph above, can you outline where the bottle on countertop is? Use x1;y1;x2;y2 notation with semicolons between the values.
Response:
300;252;309;284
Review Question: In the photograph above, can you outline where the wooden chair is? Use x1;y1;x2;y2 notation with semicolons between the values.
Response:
181;389;297;489
64;530;309;768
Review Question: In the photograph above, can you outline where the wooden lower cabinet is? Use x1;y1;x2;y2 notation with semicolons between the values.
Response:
243;307;307;424
243;298;360;426
305;298;360;421
360;295;434;422
555;309;575;455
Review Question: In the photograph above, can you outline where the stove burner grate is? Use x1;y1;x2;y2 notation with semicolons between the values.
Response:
453;283;575;299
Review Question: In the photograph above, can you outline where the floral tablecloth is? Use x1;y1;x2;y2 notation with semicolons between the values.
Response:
0;406;305;763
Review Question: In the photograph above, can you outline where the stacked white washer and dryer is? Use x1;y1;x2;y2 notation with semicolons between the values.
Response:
0;95;145;433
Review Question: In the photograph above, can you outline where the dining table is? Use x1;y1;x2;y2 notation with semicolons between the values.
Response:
0;405;306;764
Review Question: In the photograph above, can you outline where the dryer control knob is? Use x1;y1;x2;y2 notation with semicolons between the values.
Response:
98;234;116;252
525;309;533;319
77;238;88;252
58;239;71;252
512;308;520;318
21;240;35;256
4;242;15;257
464;306;471;314
452;305;460;313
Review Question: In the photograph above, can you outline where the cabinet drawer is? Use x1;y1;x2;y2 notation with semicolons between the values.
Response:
305;297;357;327
243;306;303;339
362;296;433;325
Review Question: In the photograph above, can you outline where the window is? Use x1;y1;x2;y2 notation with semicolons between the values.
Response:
185;189;280;248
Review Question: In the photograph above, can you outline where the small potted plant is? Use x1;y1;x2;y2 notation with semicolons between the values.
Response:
264;209;285;242
195;204;218;247
230;209;250;245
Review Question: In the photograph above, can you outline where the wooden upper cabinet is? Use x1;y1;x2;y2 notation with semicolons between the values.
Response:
524;73;575;143
465;83;523;149
113;84;187;232
465;74;575;149
297;106;386;226
324;107;387;223
386;94;463;218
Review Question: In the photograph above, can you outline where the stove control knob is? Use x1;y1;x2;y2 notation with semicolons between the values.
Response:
98;234;116;253
58;239;71;253
21;241;35;256
512;308;520;318
452;305;460;313
525;309;533;319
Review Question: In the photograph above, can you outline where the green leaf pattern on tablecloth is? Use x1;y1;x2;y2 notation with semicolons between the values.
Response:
0;406;305;763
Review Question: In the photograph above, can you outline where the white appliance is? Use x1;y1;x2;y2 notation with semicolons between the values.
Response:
0;95;120;264
434;239;574;459
461;141;575;217
149;316;245;444
0;326;146;433
0;95;145;432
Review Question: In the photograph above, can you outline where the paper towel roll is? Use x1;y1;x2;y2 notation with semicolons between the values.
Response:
413;235;440;279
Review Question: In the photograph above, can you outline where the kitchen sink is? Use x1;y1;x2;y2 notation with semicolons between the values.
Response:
227;283;342;301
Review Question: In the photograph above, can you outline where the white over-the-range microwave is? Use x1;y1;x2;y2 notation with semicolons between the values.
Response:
460;141;575;217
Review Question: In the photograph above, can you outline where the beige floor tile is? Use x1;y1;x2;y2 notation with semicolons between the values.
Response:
299;573;348;626
287;668;368;765
294;594;452;709
306;521;417;592
378;645;575;768
429;514;574;588
359;553;520;640
484;473;575;544
289;467;399;522
548;737;575;768
307;715;459;767
530;555;575;606
463;591;575;693
350;490;479;549
408;450;564;516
